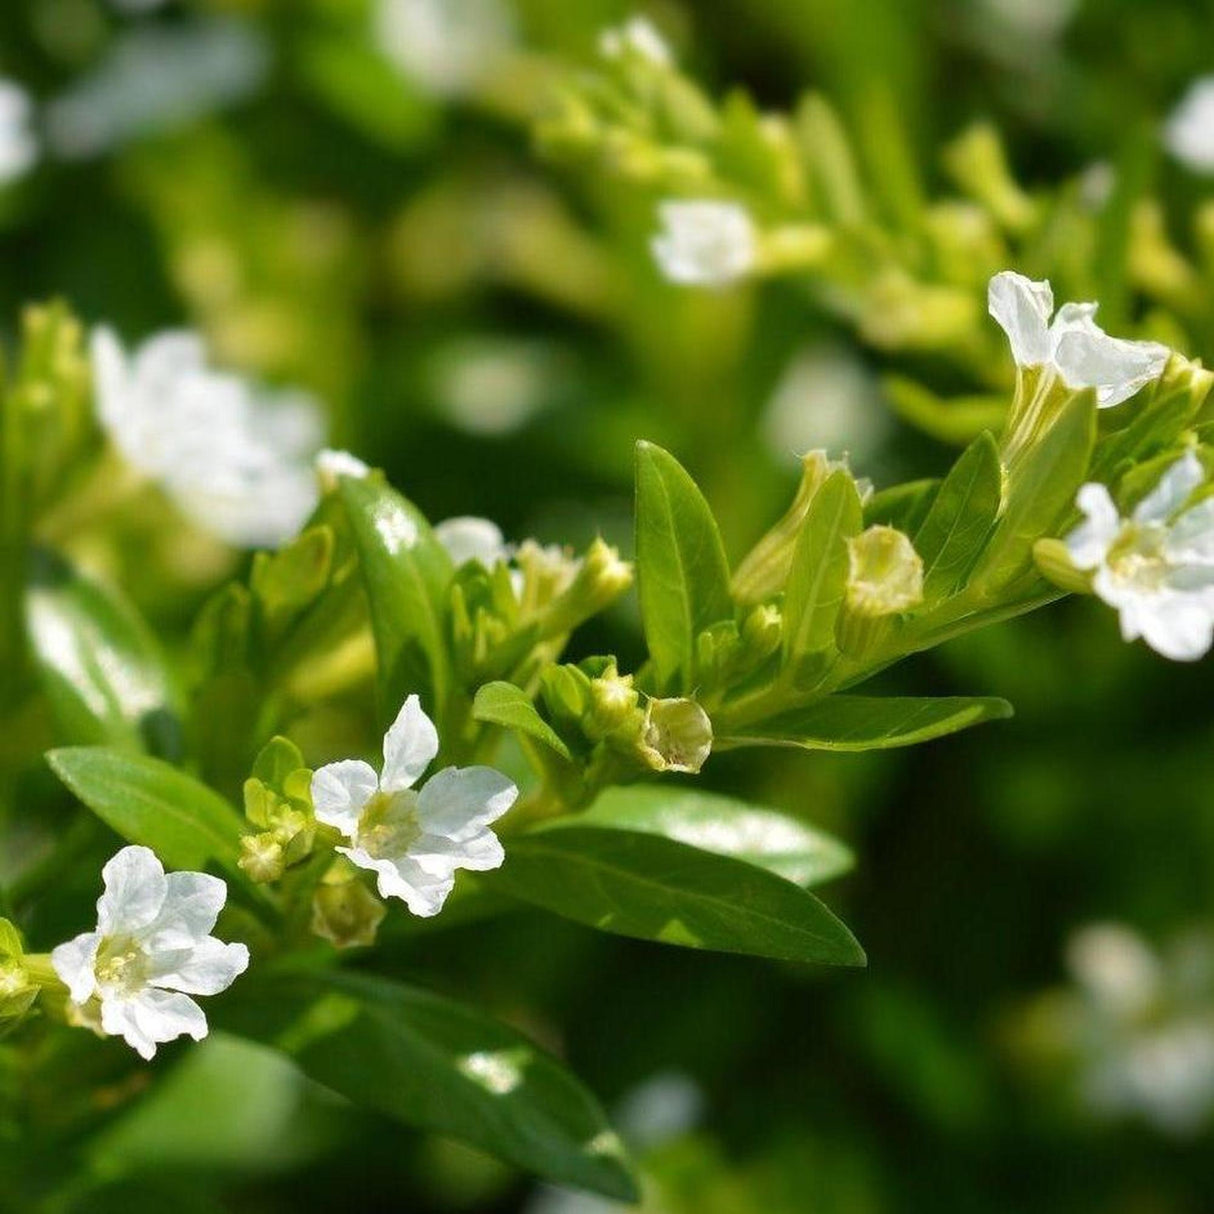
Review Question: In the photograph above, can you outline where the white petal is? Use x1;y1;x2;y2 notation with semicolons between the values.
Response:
102;988;208;1060
1051;318;1169;408
1134;452;1204;524
1165;77;1214;174
1067;483;1122;569
988;271;1055;367
1167;498;1214;563
142;871;227;951
410;829;505;874
97;846;167;936
381;694;439;792
338;846;454;918
51;932;100;1004
1136;593;1214;661
311;760;380;836
89;327;132;436
434;516;509;569
315;448;370;487
150;937;250;996
416;766;518;842
652;201;756;288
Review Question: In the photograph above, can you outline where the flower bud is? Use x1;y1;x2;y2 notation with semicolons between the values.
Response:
740;603;783;660
542;539;634;636
942;123;1036;234
1033;538;1094;594
588;666;642;737
0;959;38;1021
311;877;386;950
239;832;285;884
638;697;713;774
845;525;924;617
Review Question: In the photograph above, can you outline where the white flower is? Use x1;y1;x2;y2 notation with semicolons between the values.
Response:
0;79;37;186
51;846;249;1061
315;448;371;490
311;695;517;917
1066;452;1214;661
651;201;757;288
988;271;1169;407
375;0;514;98
435;516;512;569
92;327;325;549
1165;77;1214;174
599;16;673;66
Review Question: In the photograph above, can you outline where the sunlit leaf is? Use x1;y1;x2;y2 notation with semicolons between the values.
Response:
473;682;572;760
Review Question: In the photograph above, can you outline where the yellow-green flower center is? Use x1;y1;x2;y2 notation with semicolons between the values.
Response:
1107;524;1170;592
94;935;150;996
356;789;422;860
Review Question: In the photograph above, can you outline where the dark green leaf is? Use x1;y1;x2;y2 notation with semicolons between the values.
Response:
718;695;1013;752
581;786;853;887
635;441;733;691
486;826;864;966
864;478;938;534
221;971;638;1202
473;682;571;760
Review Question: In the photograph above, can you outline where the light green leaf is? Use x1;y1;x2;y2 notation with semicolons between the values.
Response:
220;971;638;1202
635;441;733;691
580;786;853;887
26;552;180;755
914;432;1002;604
864;478;938;534
486;826;865;966
473;682;572;760
783;469;862;661
338;476;453;725
47;748;248;880
718;695;1013;752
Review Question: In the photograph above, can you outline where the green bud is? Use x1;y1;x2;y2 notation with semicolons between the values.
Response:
845;526;924;617
542;539;633;637
0;960;38;1021
311;876;386;950
1033;538;1093;594
638;697;713;774
239;832;285;884
251;527;334;642
860;270;979;353
588;666;641;737
740;603;782;660
755;224;833;275
942;123;1036;234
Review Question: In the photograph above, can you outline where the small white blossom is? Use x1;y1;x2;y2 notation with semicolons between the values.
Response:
1165;77;1214;175
651;201;757;288
92;327;325;549
1066;452;1214;661
375;0;514;98
0;80;37;186
51;846;249;1061
599;16;672;66
435;516;512;570
311;695;517;917
315;448;371;490
988;271;1169;407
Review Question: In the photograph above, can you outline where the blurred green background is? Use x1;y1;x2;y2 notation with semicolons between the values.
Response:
3;0;1214;1210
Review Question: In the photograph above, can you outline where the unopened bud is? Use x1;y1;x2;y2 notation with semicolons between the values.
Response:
740;603;782;659
942;123;1036;234
0;959;37;1021
239;833;285;884
588;667;641;736
845;525;924;617
543;539;634;636
1033;538;1093;594
311;878;386;950
639;697;713;774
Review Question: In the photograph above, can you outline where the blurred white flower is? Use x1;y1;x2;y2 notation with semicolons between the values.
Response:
0;79;37;185
1078;161;1115;210
989;271;1169;407
375;0;515;98
1067;923;1161;1020
52;846;249;1061
311;695;517;917
46;21;266;160
92;327;325;549
435;517;512;569
1165;77;1214;174
599;16;672;66
977;0;1079;41
1066;452;1214;661
651;200;757;288
315;448;371;490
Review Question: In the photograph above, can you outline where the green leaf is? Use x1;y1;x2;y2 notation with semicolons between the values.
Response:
473;682;572;760
718;695;1013;752
580;786;853;887
26;552;180;755
0;918;23;959
486;826;865;966
783;469;862;661
47;748;248;880
864;478;938;534
338;476;453;724
635;441;733;691
913;432;1002;604
221;971;638;1202
252;736;306;791
884;376;1008;446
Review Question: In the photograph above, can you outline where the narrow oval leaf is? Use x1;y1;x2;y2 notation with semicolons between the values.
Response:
219;971;638;1203
47;747;247;879
473;682;572;760
913;432;1002;604
338;476;452;724
581;786;853;887
718;695;1013;752
486;826;865;966
864;478;938;534
26;552;180;755
783;469;862;661
635;441;732;691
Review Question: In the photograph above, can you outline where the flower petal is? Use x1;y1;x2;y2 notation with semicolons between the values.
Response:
434;516;509;569
97;846;168;936
1051;318;1169;408
51;932;100;1004
1134;452;1204;524
1067;483;1122;569
102;988;208;1061
381;694;439;792
1168;498;1214;563
410;829;505;875
988;271;1055;367
652;200;756;288
142;871;227;951
416;766;518;842
1136;593;1214;662
311;760;380;836
338;846;455;918
151;937;250;996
